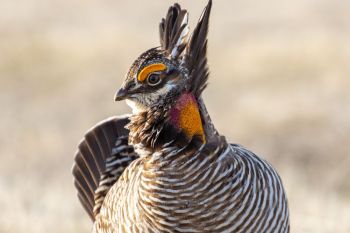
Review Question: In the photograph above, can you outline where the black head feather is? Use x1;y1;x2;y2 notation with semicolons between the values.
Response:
159;3;189;59
184;0;212;97
159;0;212;97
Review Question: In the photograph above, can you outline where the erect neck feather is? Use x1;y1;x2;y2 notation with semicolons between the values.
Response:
169;92;206;143
126;92;207;151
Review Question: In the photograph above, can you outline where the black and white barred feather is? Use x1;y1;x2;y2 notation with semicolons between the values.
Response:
93;136;290;232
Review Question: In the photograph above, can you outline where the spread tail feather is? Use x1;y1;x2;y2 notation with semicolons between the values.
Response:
72;116;138;220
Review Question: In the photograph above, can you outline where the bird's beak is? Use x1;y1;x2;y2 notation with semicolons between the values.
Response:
114;88;128;101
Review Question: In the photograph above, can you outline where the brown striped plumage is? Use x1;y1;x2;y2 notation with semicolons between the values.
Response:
73;1;290;232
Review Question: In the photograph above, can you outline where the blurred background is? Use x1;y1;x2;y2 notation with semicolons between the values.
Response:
1;0;349;232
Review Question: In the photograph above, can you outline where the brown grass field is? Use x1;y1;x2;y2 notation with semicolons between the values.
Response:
0;0;349;232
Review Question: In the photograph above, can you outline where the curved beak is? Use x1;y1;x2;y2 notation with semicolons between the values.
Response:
114;88;128;101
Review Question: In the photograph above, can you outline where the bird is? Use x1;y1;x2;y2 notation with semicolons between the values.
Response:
72;1;290;232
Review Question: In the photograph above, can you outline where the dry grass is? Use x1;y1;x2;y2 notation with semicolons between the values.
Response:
0;0;349;232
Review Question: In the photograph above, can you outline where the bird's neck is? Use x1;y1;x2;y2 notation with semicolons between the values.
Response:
127;92;219;156
168;92;206;143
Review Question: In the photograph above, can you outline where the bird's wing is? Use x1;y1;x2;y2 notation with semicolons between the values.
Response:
72;115;138;221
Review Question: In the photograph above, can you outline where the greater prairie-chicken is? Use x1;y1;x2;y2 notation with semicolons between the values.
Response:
73;1;290;232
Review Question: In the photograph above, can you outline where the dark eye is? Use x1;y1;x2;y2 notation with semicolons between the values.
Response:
147;73;161;86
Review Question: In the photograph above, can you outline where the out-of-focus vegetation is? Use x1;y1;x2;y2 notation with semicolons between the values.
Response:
0;0;349;232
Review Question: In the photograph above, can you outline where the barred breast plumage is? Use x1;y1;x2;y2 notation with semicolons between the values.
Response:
93;139;289;233
73;1;290;232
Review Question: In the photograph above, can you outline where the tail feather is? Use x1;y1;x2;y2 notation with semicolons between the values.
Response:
72;116;138;221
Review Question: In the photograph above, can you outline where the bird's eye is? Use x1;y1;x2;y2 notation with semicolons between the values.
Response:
147;73;161;86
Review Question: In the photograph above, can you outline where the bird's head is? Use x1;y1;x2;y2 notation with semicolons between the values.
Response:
115;0;215;147
115;0;211;112
114;47;189;113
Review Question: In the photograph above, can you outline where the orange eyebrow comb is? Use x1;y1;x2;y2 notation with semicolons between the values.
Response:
137;63;167;82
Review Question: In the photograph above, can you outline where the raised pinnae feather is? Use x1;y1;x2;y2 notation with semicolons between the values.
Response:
184;0;212;96
159;3;189;59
